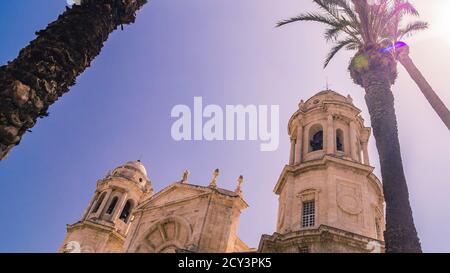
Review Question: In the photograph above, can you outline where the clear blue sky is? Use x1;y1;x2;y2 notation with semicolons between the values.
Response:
0;0;449;252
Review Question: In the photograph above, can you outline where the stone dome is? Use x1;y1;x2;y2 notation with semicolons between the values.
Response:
299;90;354;112
123;160;148;177
108;160;150;188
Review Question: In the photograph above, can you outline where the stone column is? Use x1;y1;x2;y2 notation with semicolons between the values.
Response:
294;120;303;164
326;115;334;154
112;191;128;222
82;191;99;220
97;189;113;217
362;141;370;165
289;138;296;165
283;176;294;233
349;121;358;161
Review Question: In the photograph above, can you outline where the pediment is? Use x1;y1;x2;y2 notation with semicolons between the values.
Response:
137;183;210;210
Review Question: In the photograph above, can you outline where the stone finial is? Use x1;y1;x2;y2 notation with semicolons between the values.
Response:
298;100;306;111
235;175;244;195
209;168;220;188
346;94;353;104
181;169;189;183
358;115;365;123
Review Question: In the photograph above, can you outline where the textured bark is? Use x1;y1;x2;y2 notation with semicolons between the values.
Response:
349;49;422;253
397;46;450;130
0;0;147;160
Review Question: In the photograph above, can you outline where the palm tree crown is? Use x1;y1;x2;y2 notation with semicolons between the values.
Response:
277;0;428;252
277;0;428;68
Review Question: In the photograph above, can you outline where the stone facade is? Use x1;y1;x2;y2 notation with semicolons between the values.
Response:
259;90;385;253
124;182;249;253
59;165;251;253
59;90;385;253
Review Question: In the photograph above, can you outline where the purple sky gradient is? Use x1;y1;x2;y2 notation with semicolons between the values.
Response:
0;0;449;252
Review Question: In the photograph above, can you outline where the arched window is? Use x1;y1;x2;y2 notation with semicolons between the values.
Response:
336;129;344;152
106;196;118;215
309;124;323;152
119;200;134;223
91;192;106;213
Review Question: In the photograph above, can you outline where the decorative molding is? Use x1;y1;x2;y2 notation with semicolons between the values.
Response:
336;181;363;215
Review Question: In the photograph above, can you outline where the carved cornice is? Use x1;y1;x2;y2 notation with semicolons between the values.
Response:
258;225;384;252
135;182;249;213
66;220;126;242
273;155;377;194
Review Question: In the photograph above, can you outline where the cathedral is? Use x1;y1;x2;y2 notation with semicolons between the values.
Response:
59;90;385;253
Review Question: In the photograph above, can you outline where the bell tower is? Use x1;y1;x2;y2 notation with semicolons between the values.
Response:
59;160;153;253
259;90;385;253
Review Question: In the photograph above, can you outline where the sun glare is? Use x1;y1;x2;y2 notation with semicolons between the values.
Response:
432;1;450;44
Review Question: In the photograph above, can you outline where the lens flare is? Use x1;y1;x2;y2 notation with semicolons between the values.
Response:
380;41;408;53
433;1;450;44
353;54;369;69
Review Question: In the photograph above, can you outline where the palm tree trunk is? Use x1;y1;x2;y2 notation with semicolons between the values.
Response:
361;70;422;253
397;47;450;130
0;0;147;160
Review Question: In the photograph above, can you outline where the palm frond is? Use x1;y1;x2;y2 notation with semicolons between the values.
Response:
352;0;373;43
313;0;341;18
388;1;419;18
381;0;420;38
324;38;357;68
331;0;359;24
398;21;428;39
277;0;427;70
324;19;355;41
277;12;341;28
325;26;345;42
